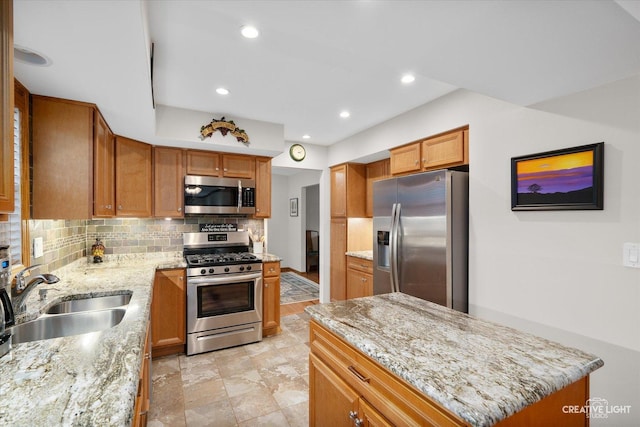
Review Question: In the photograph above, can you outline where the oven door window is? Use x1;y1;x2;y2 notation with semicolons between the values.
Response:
185;185;238;208
197;281;254;318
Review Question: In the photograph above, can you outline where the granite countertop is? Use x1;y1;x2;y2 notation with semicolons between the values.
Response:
255;252;282;262
306;293;604;427
346;250;373;261
0;253;184;426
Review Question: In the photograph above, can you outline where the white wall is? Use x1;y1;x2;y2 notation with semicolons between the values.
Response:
329;76;640;426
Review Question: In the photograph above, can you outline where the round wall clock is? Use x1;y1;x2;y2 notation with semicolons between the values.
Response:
289;143;306;162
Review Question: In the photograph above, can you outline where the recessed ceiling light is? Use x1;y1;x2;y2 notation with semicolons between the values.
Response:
216;87;230;95
339;111;350;118
241;25;260;39
14;45;51;66
302;134;311;139
401;74;415;84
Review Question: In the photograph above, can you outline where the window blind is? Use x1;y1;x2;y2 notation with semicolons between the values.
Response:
8;108;22;265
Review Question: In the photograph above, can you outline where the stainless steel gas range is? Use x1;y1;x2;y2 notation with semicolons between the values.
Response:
183;231;263;356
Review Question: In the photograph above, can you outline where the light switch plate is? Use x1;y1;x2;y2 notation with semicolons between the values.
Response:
623;242;640;268
33;237;44;259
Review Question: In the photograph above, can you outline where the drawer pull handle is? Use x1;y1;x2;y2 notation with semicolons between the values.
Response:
348;365;370;383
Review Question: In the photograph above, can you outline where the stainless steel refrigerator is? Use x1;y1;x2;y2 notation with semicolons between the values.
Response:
373;170;469;312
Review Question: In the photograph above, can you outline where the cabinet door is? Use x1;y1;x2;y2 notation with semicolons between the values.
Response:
390;142;421;175
186;150;220;176
359;398;393;427
0;3;13;214
222;154;255;179
309;352;359;427
421;130;465;170
255;157;271;218
115;136;152;217
346;269;373;300
263;275;280;332
331;164;347;217
330;218;347;301
151;269;186;354
365;159;390;218
32;96;93;219
153;147;184;218
93;110;115;217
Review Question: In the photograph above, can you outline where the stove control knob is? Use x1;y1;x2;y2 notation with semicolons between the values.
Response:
224;267;230;273
200;269;206;275
247;266;252;271
239;266;245;271
209;268;214;274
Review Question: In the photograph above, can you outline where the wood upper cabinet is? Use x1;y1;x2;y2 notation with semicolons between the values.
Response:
421;130;466;170
151;268;186;357
255;157;271;218
93;110;115;217
0;2;13;214
186;150;255;179
330;163;366;218
262;261;281;336
115;136;152;217
389;142;421;176
346;256;373;300
186;150;221;176
222;153;255;179
365;159;390;218
390;128;469;176
32;96;94;219
153;147;184;218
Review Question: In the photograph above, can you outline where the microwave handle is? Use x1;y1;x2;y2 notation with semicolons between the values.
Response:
238;180;242;212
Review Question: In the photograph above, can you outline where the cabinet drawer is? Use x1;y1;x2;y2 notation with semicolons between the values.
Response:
347;256;373;274
263;261;280;277
310;321;467;427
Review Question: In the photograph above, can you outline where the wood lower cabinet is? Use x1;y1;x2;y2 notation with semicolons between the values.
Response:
133;321;151;427
255;156;272;218
153;147;184;218
115;136;152;217
151;269;186;357
262;261;281;336
330;218;348;301
310;320;592;427
346;256;373;300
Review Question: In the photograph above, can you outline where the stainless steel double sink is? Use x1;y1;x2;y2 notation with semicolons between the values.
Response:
10;293;132;344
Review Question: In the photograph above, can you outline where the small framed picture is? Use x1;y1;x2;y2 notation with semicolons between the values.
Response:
290;198;299;217
511;142;604;211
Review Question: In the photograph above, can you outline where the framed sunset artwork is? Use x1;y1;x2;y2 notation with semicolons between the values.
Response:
511;142;604;211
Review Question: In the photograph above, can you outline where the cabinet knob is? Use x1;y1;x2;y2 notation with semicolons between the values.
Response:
177;207;182;212
415;160;419;165
265;283;268;288
422;158;426;163
256;208;260;212
118;205;123;210
106;204;112;209
224;168;228;172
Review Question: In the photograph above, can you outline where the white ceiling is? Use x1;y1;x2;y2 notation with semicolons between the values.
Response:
12;0;640;151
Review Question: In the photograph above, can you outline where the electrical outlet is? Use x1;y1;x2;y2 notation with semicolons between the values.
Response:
623;242;640;268
33;237;44;259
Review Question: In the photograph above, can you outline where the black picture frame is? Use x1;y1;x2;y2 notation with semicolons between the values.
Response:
290;198;299;216
511;142;604;211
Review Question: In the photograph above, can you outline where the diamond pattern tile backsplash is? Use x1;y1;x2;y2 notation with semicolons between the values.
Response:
27;216;264;272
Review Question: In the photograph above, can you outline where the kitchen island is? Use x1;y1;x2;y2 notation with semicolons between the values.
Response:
0;254;183;426
306;293;603;426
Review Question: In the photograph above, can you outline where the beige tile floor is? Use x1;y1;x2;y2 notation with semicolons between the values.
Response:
148;312;311;427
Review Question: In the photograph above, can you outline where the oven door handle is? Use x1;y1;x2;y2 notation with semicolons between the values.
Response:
187;272;262;286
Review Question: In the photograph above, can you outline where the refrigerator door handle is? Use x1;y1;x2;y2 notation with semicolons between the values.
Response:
390;203;401;293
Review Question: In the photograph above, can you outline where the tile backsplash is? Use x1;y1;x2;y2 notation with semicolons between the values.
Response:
29;216;264;272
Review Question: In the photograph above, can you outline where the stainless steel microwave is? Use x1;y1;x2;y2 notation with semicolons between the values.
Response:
184;175;256;215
